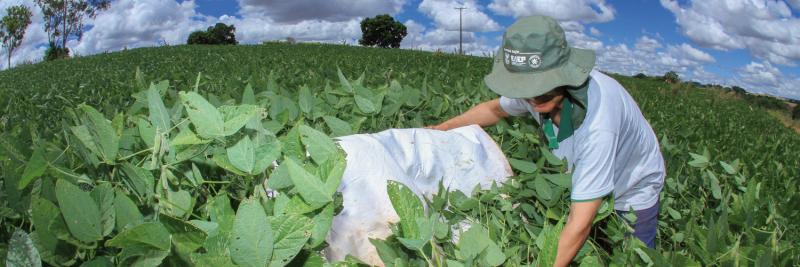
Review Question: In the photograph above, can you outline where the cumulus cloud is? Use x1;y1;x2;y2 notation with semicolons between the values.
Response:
221;15;362;44
596;36;717;84
72;0;214;56
417;0;501;32
488;0;615;23
734;61;800;99
660;0;800;66
237;0;405;23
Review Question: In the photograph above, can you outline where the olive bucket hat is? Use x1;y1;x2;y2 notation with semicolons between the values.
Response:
484;15;596;98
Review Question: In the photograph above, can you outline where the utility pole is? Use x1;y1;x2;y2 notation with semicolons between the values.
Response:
455;7;466;55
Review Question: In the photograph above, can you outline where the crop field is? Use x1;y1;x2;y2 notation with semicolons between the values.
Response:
0;43;799;266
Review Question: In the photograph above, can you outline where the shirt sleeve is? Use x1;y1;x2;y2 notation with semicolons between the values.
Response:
571;129;616;201
498;96;530;117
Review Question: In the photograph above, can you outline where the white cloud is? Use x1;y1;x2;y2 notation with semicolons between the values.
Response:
660;0;800;66
596;36;717;83
668;43;715;63
488;0;615;23
418;0;502;32
635;36;661;52
72;0;214;56
222;15;362;44
589;27;601;36
734;61;800;99
237;0;405;23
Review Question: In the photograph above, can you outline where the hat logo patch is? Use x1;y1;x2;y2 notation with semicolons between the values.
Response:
503;48;542;69
529;54;542;68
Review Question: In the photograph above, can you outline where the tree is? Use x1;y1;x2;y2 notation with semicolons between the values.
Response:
663;71;680;84
793;105;800;120
0;5;33;69
359;14;407;48
187;23;237;45
35;0;110;60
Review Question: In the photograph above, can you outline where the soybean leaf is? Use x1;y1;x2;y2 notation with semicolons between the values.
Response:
322;116;352;137
337;68;354;93
540;147;563;166
18;145;47;189
354;95;377;114
231;198;273;267
268;214;313;267
90;183;116;237
308;204;334;248
534;177;553;200
458;225;490;261
508;158;536;174
78;104;120;163
242;84;256;105
180;91;224;139
114;191;143;231
220;105;259;136
387;181;424;239
120;163;155;203
482;243;506;266
55;179;103;243
147;81;172;132
106;222;171;251
298;85;313;114
299;125;338;165
535;218;565;267
6;229;42;267
159;214;208;259
252;137;281;175
285;157;332;205
227;136;255;174
268;162;292;190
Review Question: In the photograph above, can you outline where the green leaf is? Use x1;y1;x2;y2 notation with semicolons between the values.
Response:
212;151;249;176
542;173;572;188
719;161;737;175
242;84;256;105
114;191;143;231
55;179;103;243
252;136;281;175
337;68;354;93
90;183;115;237
667;207;682;220
458;225;490;260
106;222;171;250
6;229;42;267
688;152;710;169
535;218;565;267
298;85;313;114
508;158;536;174
120;163;155;203
78;104;120;163
147;81;172;132
231;198;273;267
708;170;722;200
540;147;563;166
220;105;259;136
309;204;334;248
180;91;225;139
387;181;424;239
18;145;47;189
299;125;339;165
227;136;255;174
354;95;377;113
118;246;169;267
534;177;553;200
159;214;208;259
285;157;333;205
268;214;313;267
322;116;352;137
268;162;293;189
170;130;209;147
482;243;506;266
80;256;114;267
137;118;156;148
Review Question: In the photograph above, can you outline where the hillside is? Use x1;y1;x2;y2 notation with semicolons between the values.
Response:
1;43;799;265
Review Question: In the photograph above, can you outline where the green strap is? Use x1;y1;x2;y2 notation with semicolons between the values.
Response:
543;98;575;150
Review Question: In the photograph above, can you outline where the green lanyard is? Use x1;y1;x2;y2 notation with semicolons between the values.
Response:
543;98;574;150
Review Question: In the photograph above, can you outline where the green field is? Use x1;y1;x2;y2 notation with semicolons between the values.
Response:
1;43;798;266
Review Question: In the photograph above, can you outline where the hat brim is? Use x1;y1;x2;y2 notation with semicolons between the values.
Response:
484;47;596;99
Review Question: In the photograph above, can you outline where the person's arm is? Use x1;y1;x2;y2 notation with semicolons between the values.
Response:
427;98;510;131
554;199;603;267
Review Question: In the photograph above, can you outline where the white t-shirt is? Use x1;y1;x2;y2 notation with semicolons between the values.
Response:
499;70;664;211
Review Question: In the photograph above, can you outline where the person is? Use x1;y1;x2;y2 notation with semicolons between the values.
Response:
428;15;665;266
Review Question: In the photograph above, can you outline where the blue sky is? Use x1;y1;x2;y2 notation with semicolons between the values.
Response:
2;0;799;100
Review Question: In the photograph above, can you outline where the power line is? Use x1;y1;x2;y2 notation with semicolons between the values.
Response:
455;7;466;55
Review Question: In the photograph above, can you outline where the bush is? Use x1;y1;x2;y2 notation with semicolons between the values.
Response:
634;73;648;79
793;105;800;120
187;23;237;45
44;42;69;61
358;14;407;48
663;71;679;84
